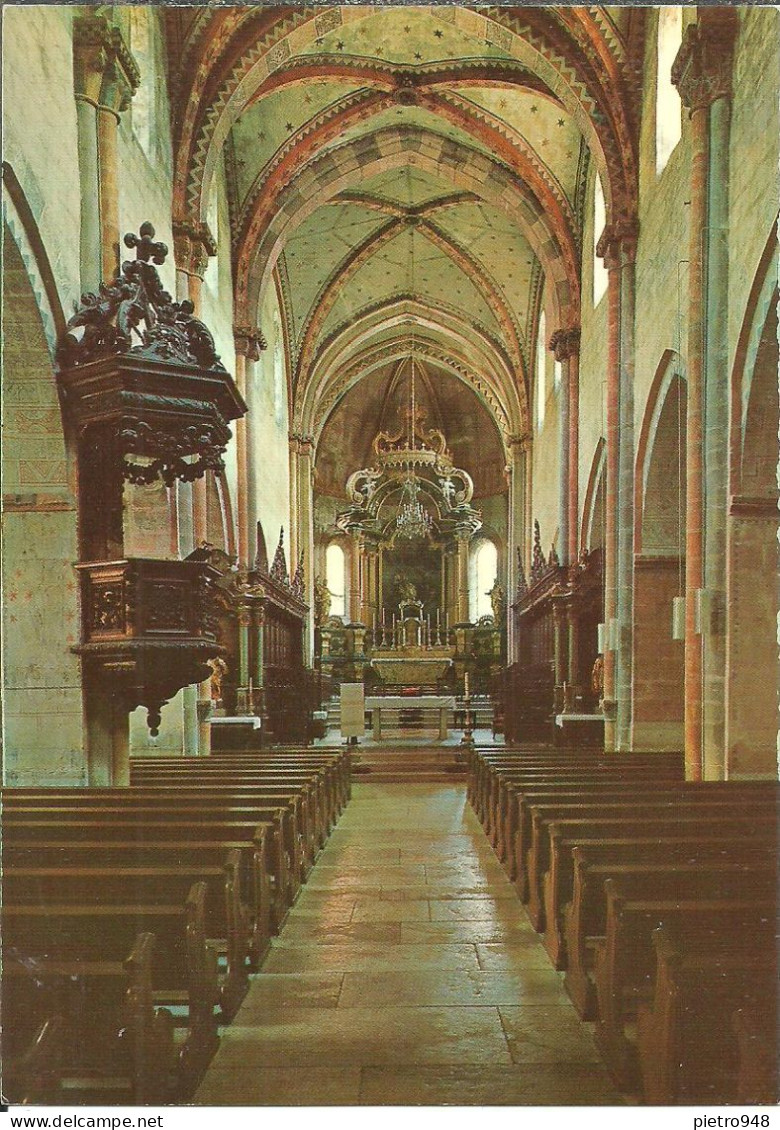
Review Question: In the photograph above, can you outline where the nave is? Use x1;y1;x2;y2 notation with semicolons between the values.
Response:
195;782;622;1107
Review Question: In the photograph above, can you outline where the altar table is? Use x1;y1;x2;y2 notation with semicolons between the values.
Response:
364;695;457;741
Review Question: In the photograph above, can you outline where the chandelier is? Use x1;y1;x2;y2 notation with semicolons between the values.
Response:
396;473;434;540
336;349;482;546
336;206;481;546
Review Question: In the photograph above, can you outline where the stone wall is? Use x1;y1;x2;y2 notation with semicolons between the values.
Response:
2;230;84;784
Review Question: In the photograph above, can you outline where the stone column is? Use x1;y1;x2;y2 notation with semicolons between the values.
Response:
596;220;637;752
349;535;362;625
673;11;738;780
566;596;580;710
456;536;470;623
172;219;217;552
235;604;251;715
552;596;566;713
173;219;217;753
233;326;267;567
616;223;638;752
253;603;266;724
359;540;380;631
505;433;529;656
597;230;622;751
73;14;138;293
289;434;316;659
550;327;582;568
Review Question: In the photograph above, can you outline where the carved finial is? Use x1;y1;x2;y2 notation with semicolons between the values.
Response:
516;545;527;598
124;222;168;265
57;217;224;372
270;527;288;586
531;520;547;584
291;551;305;600
548;544;560;569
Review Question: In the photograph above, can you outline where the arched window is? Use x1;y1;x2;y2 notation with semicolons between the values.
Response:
536;309;546;430
202;183;220;296
273;310;285;428
470;539;498;621
129;9;155;159
554;358;562;392
593;174;608;305
326;543;346;619
656;8;683;175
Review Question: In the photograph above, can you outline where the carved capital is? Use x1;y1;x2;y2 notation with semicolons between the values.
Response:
73;15;139;109
172;218;217;279
596;215;639;268
672;11;738;113
548;326;581;362
233;324;267;360
289;432;315;458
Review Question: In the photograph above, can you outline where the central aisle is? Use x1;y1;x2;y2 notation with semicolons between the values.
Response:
196;783;622;1106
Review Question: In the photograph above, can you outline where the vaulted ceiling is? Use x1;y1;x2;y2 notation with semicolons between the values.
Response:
167;5;644;498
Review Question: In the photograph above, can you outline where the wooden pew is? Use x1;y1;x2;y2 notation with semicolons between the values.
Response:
562;849;777;1015
732;1004;779;1106
636;925;777;1104
3;884;218;1088
470;750;684;826
2;931;178;1104
3;812;293;931
130;750;351;822
479;758;685;844
536;787;778;955
498;774;723;880
6;781;326;873
525;802;778;929
1;1016;64;1105
4;793;306;894
493;771;686;863
126;772;331;857
4;855;250;1020
592;881;775;1088
2;839;272;969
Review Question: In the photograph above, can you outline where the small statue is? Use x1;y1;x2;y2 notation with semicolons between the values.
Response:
591;654;604;704
207;656;229;705
314;574;331;626
399;579;417;603
488;579;505;622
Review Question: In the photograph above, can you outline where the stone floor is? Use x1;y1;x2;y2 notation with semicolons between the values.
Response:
195;782;624;1106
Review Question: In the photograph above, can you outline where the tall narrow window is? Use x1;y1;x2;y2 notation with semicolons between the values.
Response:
203;183;220;296
273;311;285;428
326;543;346;618
129;9;154;159
656;8;683;175
470;539;498;621
536;309;547;430
593;175;608;305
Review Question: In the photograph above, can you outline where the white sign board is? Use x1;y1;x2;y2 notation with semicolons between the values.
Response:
340;682;365;739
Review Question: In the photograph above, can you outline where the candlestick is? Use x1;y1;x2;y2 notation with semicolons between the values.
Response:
464;672;470;698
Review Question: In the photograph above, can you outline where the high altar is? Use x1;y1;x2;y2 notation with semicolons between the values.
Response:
315;355;505;697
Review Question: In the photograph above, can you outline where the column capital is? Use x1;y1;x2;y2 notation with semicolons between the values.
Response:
672;10;738;113
289;432;315;457
73;14;139;111
234;324;267;360
507;431;531;453
172;217;217;279
596;214;639;268
548;326;581;362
